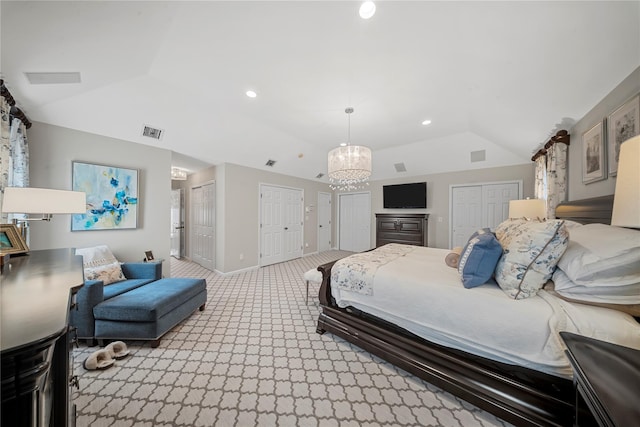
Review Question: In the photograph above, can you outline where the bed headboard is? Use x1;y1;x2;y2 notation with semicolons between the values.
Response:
555;195;614;224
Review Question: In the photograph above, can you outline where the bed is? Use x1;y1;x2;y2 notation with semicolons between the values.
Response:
315;195;640;427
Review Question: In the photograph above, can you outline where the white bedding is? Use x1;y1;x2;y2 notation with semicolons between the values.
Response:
331;245;640;378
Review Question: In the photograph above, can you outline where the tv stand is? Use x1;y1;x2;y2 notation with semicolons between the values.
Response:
375;213;429;247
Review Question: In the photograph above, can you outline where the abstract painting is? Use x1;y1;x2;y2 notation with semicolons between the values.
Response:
72;161;138;231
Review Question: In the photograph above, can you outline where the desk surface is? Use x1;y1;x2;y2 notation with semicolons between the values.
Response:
1;248;84;353
560;332;640;427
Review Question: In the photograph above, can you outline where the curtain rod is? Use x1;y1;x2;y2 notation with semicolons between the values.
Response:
0;79;32;129
531;130;570;162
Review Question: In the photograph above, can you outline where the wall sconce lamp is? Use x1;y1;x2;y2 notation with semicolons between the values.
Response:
611;135;640;229
508;198;547;221
2;187;87;240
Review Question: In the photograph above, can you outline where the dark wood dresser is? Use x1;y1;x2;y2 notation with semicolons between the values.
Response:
1;249;84;427
375;213;429;247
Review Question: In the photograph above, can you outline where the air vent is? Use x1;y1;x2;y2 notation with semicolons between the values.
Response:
24;72;81;85
142;125;164;140
315;173;325;179
265;159;276;167
470;150;486;163
394;163;407;172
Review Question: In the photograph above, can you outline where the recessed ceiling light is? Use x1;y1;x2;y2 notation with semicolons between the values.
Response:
246;90;257;98
422;119;432;126
340;143;347;147
359;1;376;19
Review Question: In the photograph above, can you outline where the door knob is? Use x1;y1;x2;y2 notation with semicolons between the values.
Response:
319;225;323;228
284;227;289;230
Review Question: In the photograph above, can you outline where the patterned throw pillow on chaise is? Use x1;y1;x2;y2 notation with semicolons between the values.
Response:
75;245;125;285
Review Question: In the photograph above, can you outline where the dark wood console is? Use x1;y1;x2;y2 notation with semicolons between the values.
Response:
375;213;429;247
1;249;84;427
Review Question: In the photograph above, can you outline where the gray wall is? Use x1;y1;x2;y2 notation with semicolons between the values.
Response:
568;66;640;200
337;163;535;250
28;122;172;276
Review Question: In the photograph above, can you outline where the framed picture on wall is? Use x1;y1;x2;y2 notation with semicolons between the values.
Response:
582;121;607;184
607;94;639;176
72;161;139;231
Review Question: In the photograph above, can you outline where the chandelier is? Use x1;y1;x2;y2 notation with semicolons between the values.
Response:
171;167;187;180
328;107;372;191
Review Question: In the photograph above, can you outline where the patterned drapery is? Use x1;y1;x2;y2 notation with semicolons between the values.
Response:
545;142;567;219
8;118;29;188
534;155;546;203
0;96;11;220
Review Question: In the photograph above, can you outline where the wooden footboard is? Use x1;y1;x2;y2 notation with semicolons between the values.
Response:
315;261;574;427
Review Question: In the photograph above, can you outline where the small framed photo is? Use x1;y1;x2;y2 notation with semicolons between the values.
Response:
145;250;154;261
582;121;607;184
0;224;29;256
607;94;639;176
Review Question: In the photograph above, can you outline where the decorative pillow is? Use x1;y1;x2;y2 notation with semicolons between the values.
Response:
457;229;502;288
494;219;569;299
556;223;640;288
75;245;125;285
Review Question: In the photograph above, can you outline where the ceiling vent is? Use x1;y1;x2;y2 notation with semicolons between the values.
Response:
394;162;407;173
265;159;276;167
24;72;81;85
470;150;486;163
142;125;164;140
316;173;325;179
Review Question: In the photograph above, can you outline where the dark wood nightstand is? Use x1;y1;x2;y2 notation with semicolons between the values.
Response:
560;332;640;427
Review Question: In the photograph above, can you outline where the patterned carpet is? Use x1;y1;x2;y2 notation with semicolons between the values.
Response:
72;252;512;427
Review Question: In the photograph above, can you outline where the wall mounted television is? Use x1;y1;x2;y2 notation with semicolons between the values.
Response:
383;182;427;209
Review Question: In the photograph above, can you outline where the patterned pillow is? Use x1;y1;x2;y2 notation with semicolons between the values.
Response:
494;219;568;299
75;245;125;285
458;229;502;288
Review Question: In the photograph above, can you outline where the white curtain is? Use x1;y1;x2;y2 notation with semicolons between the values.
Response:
545;142;568;219
534;155;546;201
0;97;11;220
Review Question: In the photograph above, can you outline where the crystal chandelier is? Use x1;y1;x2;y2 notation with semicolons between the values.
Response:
171;167;187;180
328;107;372;191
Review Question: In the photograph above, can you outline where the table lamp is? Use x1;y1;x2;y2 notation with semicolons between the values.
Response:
611;135;640;228
508;198;546;221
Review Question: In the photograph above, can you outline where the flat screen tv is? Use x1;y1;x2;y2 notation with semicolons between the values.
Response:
383;182;427;209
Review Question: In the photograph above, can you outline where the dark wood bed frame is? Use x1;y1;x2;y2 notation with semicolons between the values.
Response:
316;195;615;427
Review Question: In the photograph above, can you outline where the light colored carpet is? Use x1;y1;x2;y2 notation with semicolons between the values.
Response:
72;251;513;427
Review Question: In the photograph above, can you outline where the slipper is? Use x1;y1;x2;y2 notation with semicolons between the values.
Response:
83;349;114;370
105;341;130;360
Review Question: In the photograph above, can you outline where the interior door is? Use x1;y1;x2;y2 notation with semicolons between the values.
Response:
260;184;304;266
170;189;184;258
191;182;215;270
451;186;483;248
451;182;521;248
317;192;332;252
339;192;371;252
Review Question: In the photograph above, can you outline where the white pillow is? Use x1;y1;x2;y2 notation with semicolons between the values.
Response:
75;245;125;285
556;224;640;288
552;269;640;304
494;219;569;299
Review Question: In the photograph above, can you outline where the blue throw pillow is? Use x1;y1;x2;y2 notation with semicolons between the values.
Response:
458;229;503;288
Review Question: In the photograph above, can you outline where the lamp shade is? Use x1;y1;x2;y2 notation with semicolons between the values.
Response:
611;135;640;228
509;198;546;220
2;187;86;214
327;145;372;182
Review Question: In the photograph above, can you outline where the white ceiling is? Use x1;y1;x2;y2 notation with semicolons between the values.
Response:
2;1;639;181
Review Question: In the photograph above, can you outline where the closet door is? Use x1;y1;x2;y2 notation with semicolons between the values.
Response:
450;181;521;248
339;192;371;253
260;184;303;266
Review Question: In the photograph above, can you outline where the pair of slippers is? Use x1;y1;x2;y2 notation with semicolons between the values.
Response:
83;341;130;370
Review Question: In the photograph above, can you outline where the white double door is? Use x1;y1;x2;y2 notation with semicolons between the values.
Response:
260;184;304;266
450;181;521;248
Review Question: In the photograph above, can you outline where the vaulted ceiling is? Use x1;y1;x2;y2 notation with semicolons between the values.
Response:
2;1;639;181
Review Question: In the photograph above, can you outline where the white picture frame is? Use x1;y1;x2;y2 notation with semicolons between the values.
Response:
607;94;639;176
582;121;607;184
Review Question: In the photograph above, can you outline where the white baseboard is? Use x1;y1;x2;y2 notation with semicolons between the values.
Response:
214;265;259;276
